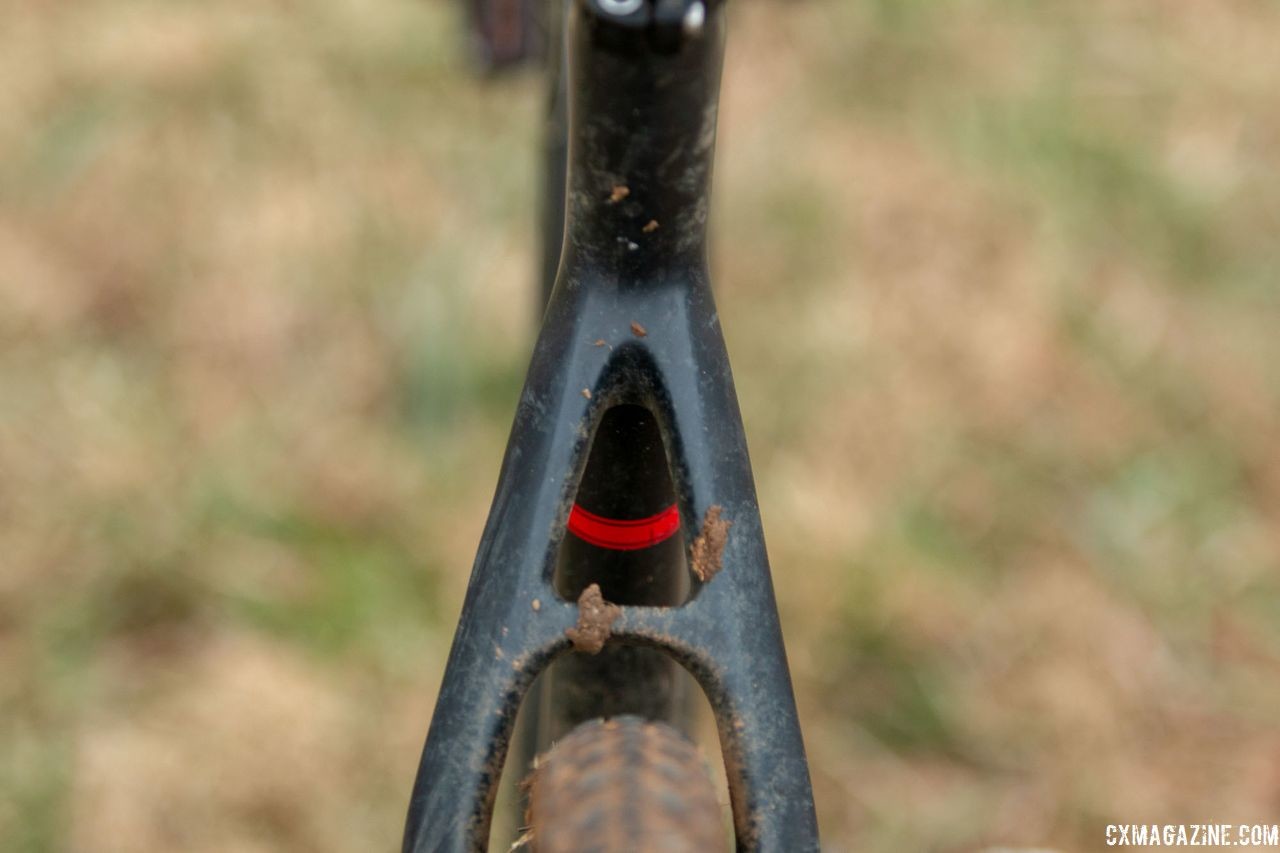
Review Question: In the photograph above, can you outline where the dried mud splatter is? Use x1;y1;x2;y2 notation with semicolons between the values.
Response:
690;504;731;582
565;583;621;654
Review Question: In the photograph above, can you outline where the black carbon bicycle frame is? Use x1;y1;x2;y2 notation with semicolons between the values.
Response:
402;2;819;849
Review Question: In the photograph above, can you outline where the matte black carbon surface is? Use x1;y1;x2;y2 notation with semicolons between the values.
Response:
403;1;818;849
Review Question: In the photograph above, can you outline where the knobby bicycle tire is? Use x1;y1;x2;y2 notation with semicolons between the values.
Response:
523;716;727;852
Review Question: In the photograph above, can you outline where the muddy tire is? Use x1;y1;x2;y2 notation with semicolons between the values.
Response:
524;716;727;852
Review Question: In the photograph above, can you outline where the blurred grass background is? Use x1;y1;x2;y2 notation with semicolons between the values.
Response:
3;0;1280;850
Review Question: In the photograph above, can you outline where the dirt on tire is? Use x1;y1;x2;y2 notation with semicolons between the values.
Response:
524;716;726;853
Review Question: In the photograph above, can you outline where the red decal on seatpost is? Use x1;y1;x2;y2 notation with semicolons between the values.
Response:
567;503;680;551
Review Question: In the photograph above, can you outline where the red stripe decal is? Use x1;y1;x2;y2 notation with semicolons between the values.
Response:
567;503;680;551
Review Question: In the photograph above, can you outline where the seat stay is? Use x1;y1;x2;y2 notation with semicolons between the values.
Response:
403;2;818;849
